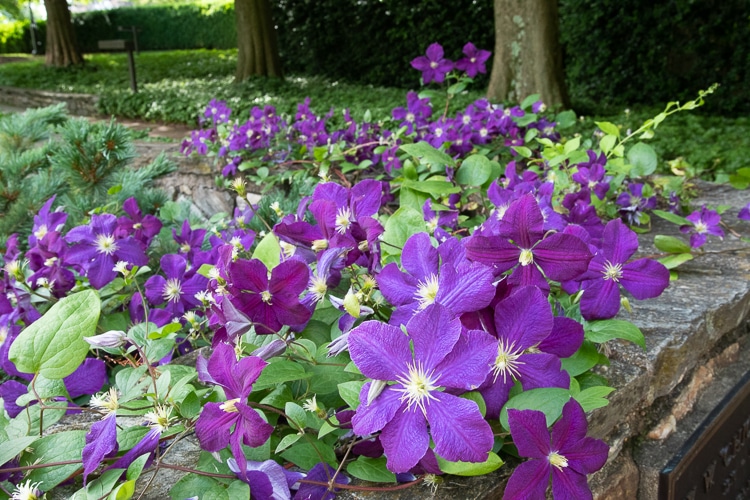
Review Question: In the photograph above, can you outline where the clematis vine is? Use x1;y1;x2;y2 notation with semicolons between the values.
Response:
465;194;592;290
505;399;609;499
194;342;273;479
348;304;497;473
576;218;670;320
410;43;454;84
680;206;724;248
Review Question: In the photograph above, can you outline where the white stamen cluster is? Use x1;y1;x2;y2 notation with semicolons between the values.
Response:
602;261;623;282
549;451;569;470
335;207;353;235
414;274;439;309
491;338;524;384
95;233;118;255
162;278;183;303
395;362;439;415
519;249;534;266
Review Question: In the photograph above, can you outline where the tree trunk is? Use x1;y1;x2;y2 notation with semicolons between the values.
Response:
44;0;83;67
487;0;569;108
235;0;283;81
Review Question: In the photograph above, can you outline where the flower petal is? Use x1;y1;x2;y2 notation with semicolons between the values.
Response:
507;408;551;459
533;233;592;282
602;218;638;263
434;329;496;390
377;262;419;307
620;258;670;300
401;232;439;281
539;317;584;358
580;278;621;321
436;262;496;314
517;353;570;391
551;467;593;500
405;304;461;372
194;402;235;452
427;392;493;463
503;458;550;500
352;384;404;436
494;286;553;348
236;402;274;448
464;235;521;272
348;321;411;381
380;406;429;473
82;414;118;485
499;194;545;249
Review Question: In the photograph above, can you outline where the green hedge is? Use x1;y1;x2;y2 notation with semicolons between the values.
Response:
72;2;235;52
0;0;747;113
0;19;45;54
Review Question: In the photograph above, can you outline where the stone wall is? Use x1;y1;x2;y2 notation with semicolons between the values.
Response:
0;86;100;116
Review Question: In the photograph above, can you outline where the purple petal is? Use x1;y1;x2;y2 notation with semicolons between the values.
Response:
580;278;621;321
112;238;148;266
0;380;28;418
464;234;521;272
552;467;594;500
109;428;160;470
533;233;592;282
517;353;570;391
500;194;545;248
620;258;670;300
425;42;445;62
478;375;512;420
507;408;551;459
350;179;383;218
494;286;553;349
86;256;116;289
380;406;429;473
352;384;404;436
602;218;638;264
160;253;187;279
83;414;118;484
562;436;610;476
539;317;584;358
508;262;550;289
405;304;460;372
436;262;496;314
503;459;551;499
434;329;496;390
376;263;419;307
270;259;310;297
194;402;235;452
313;182;349;208
65;242;98;266
401;233;439;280
64;358;107;399
426;392;493;463
296;462;350;500
348;321;411;381
235;402;274;447
144;275;167;305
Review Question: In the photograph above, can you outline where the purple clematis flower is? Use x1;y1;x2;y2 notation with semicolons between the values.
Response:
219;257;312;335
144;254;208;319
348;304;496;473
116;197;163;250
194;343;273;479
504;399;609;499
82;413;118;484
28;196;67;247
66;213;148;289
227;458;305;500
377;232;496;327
680;206;724;248
478;286;575;419
455;42;491;78
295;462;350;500
410;43;454;84
739;202;750;221
465;194;592;290
577;218;670;320
616;183;656;226
572;151;610;200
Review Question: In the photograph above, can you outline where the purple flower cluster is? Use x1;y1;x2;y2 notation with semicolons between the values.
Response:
410;42;491;84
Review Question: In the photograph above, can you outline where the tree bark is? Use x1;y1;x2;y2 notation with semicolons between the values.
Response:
43;0;83;67
487;0;569;108
235;0;283;81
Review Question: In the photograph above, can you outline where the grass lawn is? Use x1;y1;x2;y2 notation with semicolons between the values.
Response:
0;49;747;181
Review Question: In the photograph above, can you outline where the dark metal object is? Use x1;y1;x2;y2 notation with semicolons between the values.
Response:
659;370;750;499
117;25;142;55
97;39;137;93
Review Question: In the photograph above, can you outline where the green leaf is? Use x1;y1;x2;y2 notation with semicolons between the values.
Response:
561;340;604;376
599;134;617;154
170;474;221;500
69;468;124;499
595;121;620;137
658;252;694;269
499;388;570;431
179;390;201;419
654;235;691;254
126;454;150;481
555;110;577;129
24;430;87;489
9;290;100;378
401;178;460;198
456;154;493;186
399;142;455;169
252;232;281;271
253;359;312;390
338;380;365;410
0;436;37;467
436;451;504;476
110;480;135;500
564;136;581;154
346;456;397;483
276;433;303;453
574;386;616;412
460;391;486;418
520;94;540;110
380;208;425;258
285;402;309;431
652;209;690;226
280;438;338;470
586;319;646;349
627;142;658;177
512;146;532;158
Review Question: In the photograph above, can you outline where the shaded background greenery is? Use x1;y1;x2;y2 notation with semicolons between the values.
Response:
1;0;747;114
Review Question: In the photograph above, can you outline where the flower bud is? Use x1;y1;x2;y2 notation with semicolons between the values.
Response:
85;330;127;348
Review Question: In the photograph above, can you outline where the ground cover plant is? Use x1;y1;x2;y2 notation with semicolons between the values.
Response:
1;49;747;183
0;43;749;499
